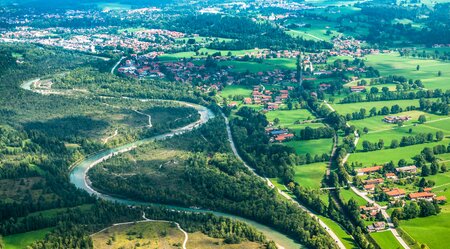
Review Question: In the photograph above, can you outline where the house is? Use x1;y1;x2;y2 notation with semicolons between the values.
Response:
396;165;417;174
364;184;375;192
243;97;252;104
350;86;366;92
319;83;331;91
385;173;398;180
409;192;436;201
385;188;406;199
435;196;447;203
360;205;380;218
367;222;386;232
274;133;294;142
383;116;411;124
227;102;237;108
363;178;384;185
357;166;382;176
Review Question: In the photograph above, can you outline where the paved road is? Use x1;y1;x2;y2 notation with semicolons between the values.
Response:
323;101;410;249
111;56;126;74
222;113;346;249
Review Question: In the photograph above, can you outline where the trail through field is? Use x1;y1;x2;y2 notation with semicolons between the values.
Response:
368;117;450;134
133;110;152;127
102;129;118;144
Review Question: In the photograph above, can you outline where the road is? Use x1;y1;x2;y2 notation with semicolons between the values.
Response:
111;56;126;74
222;113;346;249
323;101;410;249
91;212;189;249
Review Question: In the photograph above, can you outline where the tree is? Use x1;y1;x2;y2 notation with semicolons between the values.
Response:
363;127;369;134
273;118;280;125
418;115;427;124
416;65;420;71
441;165;447;173
390;139;399;148
438;71;442;77
421;165;430;177
436;131;444;141
431;161;439;175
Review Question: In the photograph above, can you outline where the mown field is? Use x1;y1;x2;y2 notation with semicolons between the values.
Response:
370;231;403;249
331;99;425;117
3;227;54;249
348;139;450;166
292;162;327;189
364;53;450;90
285;139;333;157
400;173;450;249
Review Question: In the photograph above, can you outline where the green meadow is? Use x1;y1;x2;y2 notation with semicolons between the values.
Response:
349;110;445;132
339;188;367;206
292;162;327;189
364;53;450;90
285;138;333;157
265;109;316;126
158;48;264;61
400;174;450;249
219;85;252;99
331;99;424;116
3;227;53;249
348;139;450;166
370;231;403;249
218;58;297;73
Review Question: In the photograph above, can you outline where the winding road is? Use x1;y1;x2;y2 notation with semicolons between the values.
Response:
324;100;410;249
222;113;346;249
21;80;304;249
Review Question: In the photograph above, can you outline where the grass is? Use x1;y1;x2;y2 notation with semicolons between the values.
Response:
318;215;358;249
158;48;263;61
218;58;297;73
3;227;54;249
92;221;184;249
331;99;424;116
357;116;450;150
364;53;450;90
92;221;264;249
370;231;404;249
265;109;316;127
285;139;333;156
348;139;450;166
348;110;444;132
219;85;252;100
339;188;368;206
292;162;327;189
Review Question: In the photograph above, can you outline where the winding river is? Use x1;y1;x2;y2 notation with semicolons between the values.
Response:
20;79;303;249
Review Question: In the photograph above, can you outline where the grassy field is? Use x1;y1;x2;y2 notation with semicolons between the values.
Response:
292;162;327;189
339;188;368;206
364;53;450;90
348;139;450;166
356;116;450;150
218;58;297;73
3;227;53;249
332;99;424;116
349;110;444;131
92;221;264;249
219;85;252;99
285;138;333;156
318;215;358;249
400;176;450;249
92;221;184;249
265;109;316;126
370;231;403;249
158;48;263;61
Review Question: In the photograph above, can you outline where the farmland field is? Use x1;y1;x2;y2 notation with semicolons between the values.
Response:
332;99;425;116
285;138;333;156
348;139;450;166
292;162;327;189
219;85;252;99
265;109;316;126
3;227;54;249
364;53;450;90
370;231;403;249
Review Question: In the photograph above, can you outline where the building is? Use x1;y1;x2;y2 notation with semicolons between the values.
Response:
385;188;406;199
367;222;386;232
363;178;384;185
396;165;417;174
243;97;252;104
409;192;436;201
383;116;411;124
274;133;294;142
350;86;366;92
364;184;376;192
357;166;382;176
435;196;447;204
385;173;398;180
